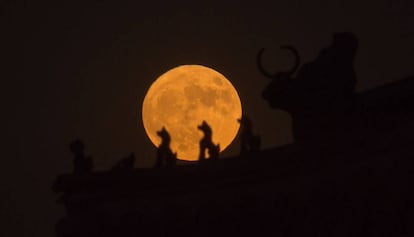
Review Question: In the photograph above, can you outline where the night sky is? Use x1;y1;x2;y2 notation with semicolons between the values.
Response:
3;0;414;236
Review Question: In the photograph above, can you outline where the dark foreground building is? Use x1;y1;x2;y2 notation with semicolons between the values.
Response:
53;77;414;237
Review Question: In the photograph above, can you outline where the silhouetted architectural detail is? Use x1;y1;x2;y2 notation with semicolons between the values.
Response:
258;32;359;143
198;121;220;161
155;127;177;168
69;139;93;174
112;152;135;171
257;45;300;81
238;115;261;157
53;29;414;236
54;77;414;235
53;123;414;237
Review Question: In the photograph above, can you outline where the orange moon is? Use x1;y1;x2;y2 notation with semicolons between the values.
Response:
142;65;242;161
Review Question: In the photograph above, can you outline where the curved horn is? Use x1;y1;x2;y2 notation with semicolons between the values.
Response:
280;45;300;76
257;48;278;79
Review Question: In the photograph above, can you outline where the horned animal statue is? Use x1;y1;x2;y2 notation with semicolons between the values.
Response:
258;32;358;144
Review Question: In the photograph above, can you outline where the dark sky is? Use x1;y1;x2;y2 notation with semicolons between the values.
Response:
2;0;413;236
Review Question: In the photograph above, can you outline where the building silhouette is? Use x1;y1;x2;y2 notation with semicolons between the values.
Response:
53;75;414;237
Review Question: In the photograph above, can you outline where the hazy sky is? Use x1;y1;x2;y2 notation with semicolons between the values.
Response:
2;0;413;236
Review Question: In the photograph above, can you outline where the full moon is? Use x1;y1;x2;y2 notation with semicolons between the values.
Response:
142;65;242;161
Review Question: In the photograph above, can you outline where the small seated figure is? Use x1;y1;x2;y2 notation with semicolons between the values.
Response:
112;152;135;171
155;127;177;168
69;139;93;174
238;115;261;158
198;121;220;161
